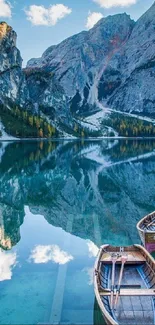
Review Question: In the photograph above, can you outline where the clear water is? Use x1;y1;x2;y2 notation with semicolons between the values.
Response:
0;139;155;325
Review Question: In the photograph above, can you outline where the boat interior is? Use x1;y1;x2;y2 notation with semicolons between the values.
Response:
98;247;155;325
141;212;155;231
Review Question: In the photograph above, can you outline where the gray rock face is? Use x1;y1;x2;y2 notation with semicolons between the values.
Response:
24;68;70;124
27;3;155;116
108;2;155;114
0;22;28;107
27;14;134;113
0;22;20;71
0;22;69;129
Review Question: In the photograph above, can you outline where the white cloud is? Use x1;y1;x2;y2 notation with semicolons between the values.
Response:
0;249;16;281
83;267;94;285
87;240;99;257
86;11;103;29
29;245;74;265
93;0;137;8
25;4;72;26
0;0;11;17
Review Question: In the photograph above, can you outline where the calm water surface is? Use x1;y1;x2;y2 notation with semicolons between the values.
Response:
0;139;155;324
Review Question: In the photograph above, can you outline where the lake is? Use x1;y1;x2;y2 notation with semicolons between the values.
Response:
0;139;155;325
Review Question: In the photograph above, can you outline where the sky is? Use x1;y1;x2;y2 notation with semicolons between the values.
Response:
0;0;154;66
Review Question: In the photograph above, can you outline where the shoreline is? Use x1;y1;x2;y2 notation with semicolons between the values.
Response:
1;136;155;142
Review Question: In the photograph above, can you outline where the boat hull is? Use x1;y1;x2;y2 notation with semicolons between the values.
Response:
137;211;155;253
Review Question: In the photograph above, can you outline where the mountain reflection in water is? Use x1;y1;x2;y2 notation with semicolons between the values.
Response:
0;139;155;249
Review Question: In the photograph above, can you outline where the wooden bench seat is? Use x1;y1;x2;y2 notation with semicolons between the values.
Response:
101;252;146;264
100;289;155;296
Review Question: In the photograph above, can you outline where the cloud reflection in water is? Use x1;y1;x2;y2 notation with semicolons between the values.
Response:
0;249;17;281
29;245;74;265
83;267;94;286
87;240;99;257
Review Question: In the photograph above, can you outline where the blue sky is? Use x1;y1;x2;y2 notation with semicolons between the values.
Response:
0;0;154;66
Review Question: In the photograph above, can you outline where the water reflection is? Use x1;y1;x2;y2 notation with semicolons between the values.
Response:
94;299;106;325
0;204;24;250
29;245;74;265
0;249;16;281
87;241;99;257
0;139;155;250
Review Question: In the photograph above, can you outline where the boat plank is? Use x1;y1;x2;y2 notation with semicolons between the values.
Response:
100;289;155;296
101;252;146;264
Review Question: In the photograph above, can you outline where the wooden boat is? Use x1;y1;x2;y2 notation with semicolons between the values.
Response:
94;244;155;325
137;211;155;253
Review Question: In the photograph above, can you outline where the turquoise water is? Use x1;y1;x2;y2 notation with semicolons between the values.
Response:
0;139;155;324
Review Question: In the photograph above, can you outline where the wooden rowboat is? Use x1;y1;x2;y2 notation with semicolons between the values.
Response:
137;211;155;253
94;244;155;325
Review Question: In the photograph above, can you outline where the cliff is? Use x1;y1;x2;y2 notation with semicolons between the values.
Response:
0;22;28;107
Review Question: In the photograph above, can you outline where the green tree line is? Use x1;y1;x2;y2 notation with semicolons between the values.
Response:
0;104;57;138
105;113;155;137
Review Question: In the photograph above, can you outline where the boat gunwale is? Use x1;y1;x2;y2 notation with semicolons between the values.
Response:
94;244;118;325
94;244;155;325
137;211;155;234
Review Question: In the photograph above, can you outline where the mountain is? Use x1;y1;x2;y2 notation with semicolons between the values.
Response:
27;13;135;114
0;22;72;138
27;2;155;117
1;3;155;138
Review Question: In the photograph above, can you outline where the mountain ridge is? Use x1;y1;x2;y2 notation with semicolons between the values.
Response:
1;3;155;138
27;12;134;105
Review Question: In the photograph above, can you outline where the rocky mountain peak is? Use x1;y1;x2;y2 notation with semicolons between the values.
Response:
0;22;16;47
93;12;134;29
0;22;11;38
0;21;28;107
26;11;135;109
88;13;135;54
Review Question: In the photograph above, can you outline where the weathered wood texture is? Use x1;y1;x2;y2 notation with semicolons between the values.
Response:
94;245;155;325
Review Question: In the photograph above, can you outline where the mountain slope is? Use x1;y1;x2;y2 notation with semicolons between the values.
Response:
0;22;71;138
108;2;155;115
27;2;155;117
27;13;135;114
